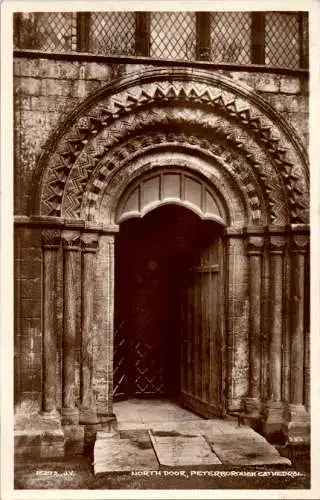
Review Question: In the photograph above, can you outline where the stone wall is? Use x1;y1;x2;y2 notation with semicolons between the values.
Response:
14;55;309;416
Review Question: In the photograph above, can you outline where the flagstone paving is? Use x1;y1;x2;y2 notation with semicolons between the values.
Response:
93;399;291;474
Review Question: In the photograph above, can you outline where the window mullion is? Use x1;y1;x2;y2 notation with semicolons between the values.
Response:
196;12;210;60
136;12;150;56
251;12;265;65
77;12;90;53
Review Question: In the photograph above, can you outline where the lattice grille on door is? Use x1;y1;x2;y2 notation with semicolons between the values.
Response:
134;342;166;396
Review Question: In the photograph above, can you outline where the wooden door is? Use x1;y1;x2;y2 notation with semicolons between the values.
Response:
180;233;224;418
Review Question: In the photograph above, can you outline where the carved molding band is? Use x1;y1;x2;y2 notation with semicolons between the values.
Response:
61;230;81;250
41;229;61;249
36;71;309;225
81;232;99;253
247;236;264;255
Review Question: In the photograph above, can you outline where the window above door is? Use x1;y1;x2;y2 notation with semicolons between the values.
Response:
13;11;309;70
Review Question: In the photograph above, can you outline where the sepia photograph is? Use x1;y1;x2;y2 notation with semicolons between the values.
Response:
1;1;318;497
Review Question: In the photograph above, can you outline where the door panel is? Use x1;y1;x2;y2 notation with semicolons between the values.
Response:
180;234;223;418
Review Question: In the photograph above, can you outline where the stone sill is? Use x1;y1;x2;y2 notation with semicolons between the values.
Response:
13;49;309;78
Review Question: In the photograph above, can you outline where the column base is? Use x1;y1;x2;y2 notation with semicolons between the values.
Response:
64;424;85;456
242;397;262;431
15;411;64;461
61;407;79;425
243;397;262;418
282;404;310;445
263;401;286;443
39;409;61;420
97;414;119;438
79;405;99;425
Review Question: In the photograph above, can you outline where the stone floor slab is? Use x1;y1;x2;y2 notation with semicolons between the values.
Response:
150;419;223;435
206;433;291;466
94;437;159;474
150;432;221;466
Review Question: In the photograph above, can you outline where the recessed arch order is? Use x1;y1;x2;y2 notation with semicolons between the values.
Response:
34;67;309;228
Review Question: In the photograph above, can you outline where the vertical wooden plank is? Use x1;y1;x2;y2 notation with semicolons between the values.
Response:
187;277;193;396
211;237;220;410
203;271;210;403
200;270;205;402
180;281;187;394
251;12;265;64
202;243;209;404
184;273;192;397
194;271;201;403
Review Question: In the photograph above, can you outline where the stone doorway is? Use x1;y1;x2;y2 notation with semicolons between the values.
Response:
113;204;224;417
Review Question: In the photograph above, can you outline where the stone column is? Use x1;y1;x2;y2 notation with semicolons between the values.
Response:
94;232;118;434
41;229;61;416
244;235;264;419
283;231;310;444
61;230;80;425
102;234;115;417
79;232;99;424
264;235;286;439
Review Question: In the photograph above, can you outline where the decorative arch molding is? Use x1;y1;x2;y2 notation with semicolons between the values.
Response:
95;152;248;227
34;68;309;225
116;169;226;225
77;126;273;225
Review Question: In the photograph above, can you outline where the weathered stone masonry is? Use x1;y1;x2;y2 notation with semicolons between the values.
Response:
14;57;310;457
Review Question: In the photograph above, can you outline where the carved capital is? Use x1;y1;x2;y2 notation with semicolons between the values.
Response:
41;229;61;249
290;234;309;253
247;236;264;256
61;230;80;251
81;232;99;253
269;235;286;254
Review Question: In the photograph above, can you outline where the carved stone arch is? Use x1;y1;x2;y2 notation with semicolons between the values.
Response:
35;68;309;225
116;168;226;225
78;127;270;226
94;152;249;227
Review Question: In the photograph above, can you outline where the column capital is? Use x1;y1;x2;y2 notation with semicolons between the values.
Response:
81;232;99;253
61;230;81;250
247;235;264;255
41;229;61;249
290;233;309;253
269;235;286;254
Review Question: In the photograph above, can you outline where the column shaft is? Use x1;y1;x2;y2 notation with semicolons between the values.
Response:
249;253;262;398
263;234;286;439
96;234;115;417
62;230;80;424
245;235;264;416
80;232;98;423
290;246;306;404
269;246;284;401
41;230;61;414
106;235;115;415
283;231;310;445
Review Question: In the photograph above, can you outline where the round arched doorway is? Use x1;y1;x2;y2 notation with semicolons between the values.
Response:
114;203;225;418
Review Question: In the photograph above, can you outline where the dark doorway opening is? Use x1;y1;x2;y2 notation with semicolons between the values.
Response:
114;204;223;414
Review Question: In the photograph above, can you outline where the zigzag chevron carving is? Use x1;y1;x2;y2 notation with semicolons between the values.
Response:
39;79;309;224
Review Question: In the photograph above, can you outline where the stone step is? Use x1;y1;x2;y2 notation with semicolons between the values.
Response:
93;422;291;473
93;434;159;474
